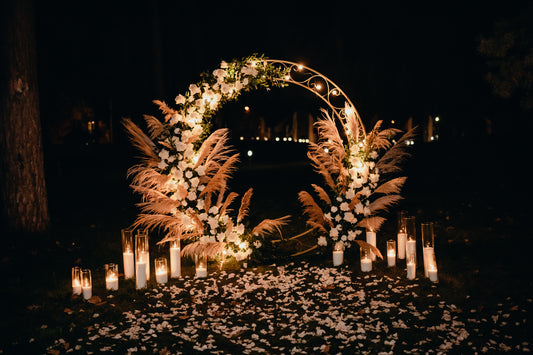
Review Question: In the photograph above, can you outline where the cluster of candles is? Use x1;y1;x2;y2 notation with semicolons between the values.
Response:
331;213;439;283
72;229;193;298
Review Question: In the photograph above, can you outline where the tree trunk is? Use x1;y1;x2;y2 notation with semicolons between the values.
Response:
0;0;50;234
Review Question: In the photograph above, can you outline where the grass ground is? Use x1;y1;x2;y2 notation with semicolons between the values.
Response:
0;138;531;353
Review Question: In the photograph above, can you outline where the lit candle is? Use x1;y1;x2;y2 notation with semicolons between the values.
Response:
423;246;434;277
170;240;181;278
136;259;147;289
196;266;207;278
366;229;377;261
155;257;168;284
333;250;344;266
142;251;150;280
82;269;92;300
195;254;207;278
406;239;416;257
105;263;119;291
387;249;396;267
72;266;82;295
361;257;372;272
407;261;416;280
332;242;344;266
397;232;407;259
428;264;438;282
123;250;134;279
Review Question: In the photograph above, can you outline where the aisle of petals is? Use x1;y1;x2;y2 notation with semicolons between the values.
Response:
46;262;530;354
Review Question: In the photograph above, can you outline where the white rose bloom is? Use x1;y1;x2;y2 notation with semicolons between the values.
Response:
330;228;339;238
183;146;194;160
344;212;355;223
331;206;338;213
159;149;169;160
189;177;199;188
158;160;168;169
198;185;205;192
198;212;207;221
347;230;356;241
175;95;186;105
216;233;225;242
196;165;206;176
192;125;203;136
253;240;262;249
340;202;349;211
341;235;347;241
189;84;201;97
370;151;378;160
369;173;379;183
317;236;327;246
170;113;182;125
187;191;196;201
355;203;364;215
196;198;204;210
220;61;228;69
236;223;245;235
174;141;186;152
227;231;238;243
207;216;219;230
335;214;341;222
345;188;355;200
209;206;219;215
361;186;371;197
185;170;193;179
213;69;226;82
220;83;231;95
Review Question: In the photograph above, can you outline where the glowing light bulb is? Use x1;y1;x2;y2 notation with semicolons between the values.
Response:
298;64;303;71
315;83;322;91
244;106;250;112
247;150;253;157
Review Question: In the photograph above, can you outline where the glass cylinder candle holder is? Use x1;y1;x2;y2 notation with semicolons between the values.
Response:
406;252;416;280
360;245;372;272
366;228;377;261
405;216;417;260
122;229;135;279
427;252;439;283
421;222;435;277
155;257;168;284
387;239;396;267
332;241;344;266
170;239;181;278
72;266;82;295
105;263;119;291
397;211;408;259
136;231;150;281
81;269;92;300
195;254;207;278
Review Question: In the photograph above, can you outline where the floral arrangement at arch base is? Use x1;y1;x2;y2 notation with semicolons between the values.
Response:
123;55;291;263
299;107;415;257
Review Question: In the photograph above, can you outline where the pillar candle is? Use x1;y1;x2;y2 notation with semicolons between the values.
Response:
387;249;396;267
106;276;119;291
361;257;372;272
156;268;168;284
123;251;134;279
366;230;377;261
428;266;438;282
406;239;416;256
82;286;92;300
423;247;434;277
196;266;207;278
332;250;343;266
407;262;416;280
170;246;181;278
72;280;82;295
397;232;407;259
136;261;147;289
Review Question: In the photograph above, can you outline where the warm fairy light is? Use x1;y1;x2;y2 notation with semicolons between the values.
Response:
247;150;253;157
240;136;244;141
435;116;440;122
345;106;353;116
244;106;250;112
285;75;291;80
315;83;322;91
275;137;280;141
298;64;303;71
391;120;395;124
288;137;293;141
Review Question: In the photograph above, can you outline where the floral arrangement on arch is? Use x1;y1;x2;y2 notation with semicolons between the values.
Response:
123;55;291;261
299;106;414;255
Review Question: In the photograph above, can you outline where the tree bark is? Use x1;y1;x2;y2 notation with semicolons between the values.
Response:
0;0;50;234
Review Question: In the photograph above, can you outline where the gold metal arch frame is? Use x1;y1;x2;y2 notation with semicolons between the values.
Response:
265;59;367;141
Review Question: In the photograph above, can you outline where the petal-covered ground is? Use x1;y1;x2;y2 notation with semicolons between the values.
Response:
36;261;531;354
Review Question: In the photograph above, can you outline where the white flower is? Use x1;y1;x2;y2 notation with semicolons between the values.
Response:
213;69;226;82
185;170;193;179
189;84;201;97
199;235;210;244
369;173;379;183
329;228;339;238
253;240;262;249
330;206;338;213
345;188;355;200
220;61;228;69
208;206;219;215
361;186;371;197
175;95;186;105
158;149;169;160
196;165;206;176
220;83;231;95
324;212;331;220
334;214;341;222
189;177;199;188
187;191;196;201
216;233;225;242
355;203;364;215
207;216;219;230
235;223;245;235
341;235;347;241
196;198;204;210
347;230;356;241
317;236;327;246
340;202;349;211
227;231;238;243
158;160;168;169
343;212;355;223
169;113;182;125
198;213;207;221
370;151;378;159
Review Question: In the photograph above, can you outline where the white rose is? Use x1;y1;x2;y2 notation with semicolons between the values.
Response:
189;177;199;188
236;223;245;235
317;236;327;246
209;206;219;215
341;235;347;241
370;151;378;160
345;188;355;200
196;198;204;210
187;191;196;201
220;61;228;69
347;230;356;241
216;233;225;242
189;84;201;96
207;216;219;230
330;206;338;213
253;240;262;249
369;173;379;183
169;113;182;125
340;202;349;211
355;203;364;215
175;95;186;105
198;212;207;221
344;212;355;223
196;165;206;176
329;228;339;238
158;160;168;169
158;149;169;160
185;170;193;179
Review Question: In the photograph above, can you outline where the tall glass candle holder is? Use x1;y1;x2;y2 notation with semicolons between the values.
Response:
155;257;168;284
122;229;135;279
105;263;119;291
405;216;416;261
366;228;377;261
82;269;92;300
360;245;372;272
397;211;408;259
72;266;82;295
135;234;149;289
136;231;150;281
387;239;396;267
332;241;344;266
195;254;207;278
427;252;439;283
406;252;416;280
170;239;181;278
421;222;435;277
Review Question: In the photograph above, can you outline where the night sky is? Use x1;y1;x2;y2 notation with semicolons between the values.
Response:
34;1;530;142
